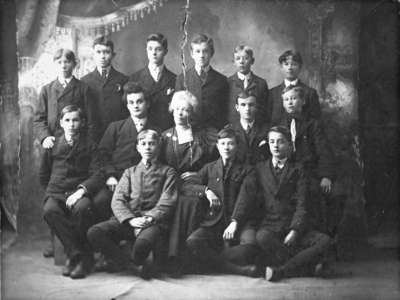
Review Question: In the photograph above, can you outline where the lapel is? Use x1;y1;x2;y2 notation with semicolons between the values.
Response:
232;73;244;89
53;80;65;100
232;122;248;146
203;66;217;87
276;160;297;195
66;134;87;160
122;117;139;140
214;158;225;191
58;77;78;101
246;72;257;91
103;67;116;86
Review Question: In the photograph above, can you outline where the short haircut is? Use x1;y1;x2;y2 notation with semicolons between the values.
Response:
281;85;305;99
122;81;147;103
60;104;85;120
146;33;168;51
169;90;199;115
236;90;257;104
53;48;77;66
217;127;238;143
233;45;255;64
190;33;214;56
268;126;292;144
278;50;303;66
92;35;114;52
137;129;161;145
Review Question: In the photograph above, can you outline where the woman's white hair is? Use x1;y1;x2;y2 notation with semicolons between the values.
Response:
169;90;199;115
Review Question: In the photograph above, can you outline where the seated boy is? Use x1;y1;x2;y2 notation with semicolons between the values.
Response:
175;34;229;130
226;90;270;165
185;128;260;277
87;129;177;278
92;81;158;222
41;105;104;279
227;45;269;124
279;85;335;227
255;126;331;281
130;33;176;131
269;50;321;125
81;35;129;140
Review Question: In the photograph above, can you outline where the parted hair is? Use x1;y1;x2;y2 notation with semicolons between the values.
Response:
137;129;162;145
268;125;292;144
60;104;85;121
233;45;255;64
217;127;238;143
278;50;303;66
236;90;257;104
92;35;115;53
190;33;215;57
146;33;168;51
53;48;77;66
281;85;305;99
122;81;148;104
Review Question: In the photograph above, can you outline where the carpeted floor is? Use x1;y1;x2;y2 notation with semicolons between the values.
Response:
2;233;399;300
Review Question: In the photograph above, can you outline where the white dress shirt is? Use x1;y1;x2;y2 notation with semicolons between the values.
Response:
284;78;299;87
148;63;164;82
237;71;252;89
131;117;147;132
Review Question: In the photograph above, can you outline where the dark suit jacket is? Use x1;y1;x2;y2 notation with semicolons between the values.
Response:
39;133;104;201
227;72;269;124
279;113;335;180
255;159;307;234
34;77;100;143
175;66;229;130
97;117;159;180
191;158;257;228
81;67;129;140
227;121;270;165
130;66;176;131
269;80;321;125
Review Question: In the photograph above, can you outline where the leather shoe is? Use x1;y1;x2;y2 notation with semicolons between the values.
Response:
265;266;283;282
70;260;87;279
62;258;75;277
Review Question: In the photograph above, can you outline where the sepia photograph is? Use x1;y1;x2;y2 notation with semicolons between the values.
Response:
0;0;399;299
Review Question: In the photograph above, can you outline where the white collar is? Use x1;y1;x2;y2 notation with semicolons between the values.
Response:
240;119;255;131
148;63;164;72
195;64;210;76
141;158;157;168
131;116;147;125
97;65;111;75
237;71;252;81
284;78;299;87
272;156;288;169
58;76;72;85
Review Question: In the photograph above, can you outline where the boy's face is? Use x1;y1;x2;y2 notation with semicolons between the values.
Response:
173;102;191;126
268;131;290;160
191;42;212;68
282;90;304;115
146;40;166;66
137;136;159;161
93;44;114;69
55;56;74;78
127;92;149;119
235;96;257;122
60;111;82;137
216;137;237;161
233;51;253;74
280;57;301;80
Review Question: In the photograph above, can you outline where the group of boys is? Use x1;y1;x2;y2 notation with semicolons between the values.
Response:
35;32;335;281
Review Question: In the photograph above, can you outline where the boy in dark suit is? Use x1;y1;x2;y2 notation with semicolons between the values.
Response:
41;105;104;279
34;48;99;148
279;85;335;227
186;128;260;277
255;126;331;281
130;33;176;131
175;34;229;130
269;50;321;125
227;45;269;124
226;90;270;165
91;82;159;222
87;129;177;279
81;36;129;140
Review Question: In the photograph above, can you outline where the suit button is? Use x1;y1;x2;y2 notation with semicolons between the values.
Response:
217;178;220;182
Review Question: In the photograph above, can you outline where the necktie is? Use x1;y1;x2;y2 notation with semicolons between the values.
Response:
145;160;152;169
290;118;296;152
243;76;249;89
62;80;68;88
101;69;107;79
200;69;207;84
245;124;251;135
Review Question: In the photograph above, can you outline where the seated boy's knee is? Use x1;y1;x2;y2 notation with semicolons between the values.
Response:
71;197;92;218
87;224;104;243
